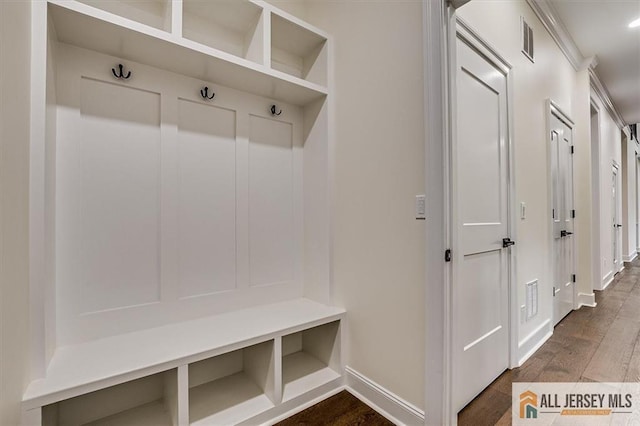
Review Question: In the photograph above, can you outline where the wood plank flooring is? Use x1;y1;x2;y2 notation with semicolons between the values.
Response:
459;259;640;426
276;390;393;426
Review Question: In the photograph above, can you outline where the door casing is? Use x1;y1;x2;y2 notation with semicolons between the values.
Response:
613;162;622;273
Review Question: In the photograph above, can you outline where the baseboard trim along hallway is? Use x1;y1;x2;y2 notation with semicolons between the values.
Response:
517;319;553;366
344;366;425;426
577;292;597;308
601;271;615;290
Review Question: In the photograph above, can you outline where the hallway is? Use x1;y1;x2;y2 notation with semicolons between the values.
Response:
459;259;640;425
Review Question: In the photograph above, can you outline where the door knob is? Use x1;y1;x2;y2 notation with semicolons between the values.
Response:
616;224;623;228
560;230;574;237
502;238;515;248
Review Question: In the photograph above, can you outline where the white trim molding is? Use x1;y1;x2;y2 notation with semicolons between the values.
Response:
623;252;638;263
599;271;614;291
517;319;552;366
577;292;597;308
423;0;452;424
345;367;425;426
526;0;627;128
525;0;585;70
590;67;626;129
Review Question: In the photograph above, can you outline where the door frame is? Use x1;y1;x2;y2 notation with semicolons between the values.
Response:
422;6;518;422
613;161;622;273
590;98;605;290
547;100;578;317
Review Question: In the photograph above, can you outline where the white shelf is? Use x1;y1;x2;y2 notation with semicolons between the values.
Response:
271;12;327;85
189;372;274;426
282;352;340;402
76;0;172;32
182;0;264;63
23;299;344;409
48;0;327;106
85;401;173;426
281;320;341;402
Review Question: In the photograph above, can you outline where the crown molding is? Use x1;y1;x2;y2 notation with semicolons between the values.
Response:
589;67;626;129
526;0;627;127
525;0;585;70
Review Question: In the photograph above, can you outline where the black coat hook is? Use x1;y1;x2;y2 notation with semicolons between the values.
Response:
270;105;282;116
200;86;215;100
112;64;131;79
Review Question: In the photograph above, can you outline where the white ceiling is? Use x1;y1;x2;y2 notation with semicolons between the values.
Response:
548;0;640;125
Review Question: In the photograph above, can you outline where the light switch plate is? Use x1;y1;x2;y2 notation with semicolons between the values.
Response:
415;195;426;220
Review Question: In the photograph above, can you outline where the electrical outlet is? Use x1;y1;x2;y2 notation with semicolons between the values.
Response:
415;195;426;220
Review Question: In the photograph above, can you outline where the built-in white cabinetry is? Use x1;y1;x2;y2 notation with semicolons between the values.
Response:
24;1;338;424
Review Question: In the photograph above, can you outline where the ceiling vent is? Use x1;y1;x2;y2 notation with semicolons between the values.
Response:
521;17;534;62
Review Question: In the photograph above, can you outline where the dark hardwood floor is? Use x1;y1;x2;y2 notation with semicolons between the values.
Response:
458;259;640;425
276;390;394;426
276;261;640;426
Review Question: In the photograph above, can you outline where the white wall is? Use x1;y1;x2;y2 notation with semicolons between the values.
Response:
593;92;624;285
267;0;427;409
457;0;592;359
0;1;32;424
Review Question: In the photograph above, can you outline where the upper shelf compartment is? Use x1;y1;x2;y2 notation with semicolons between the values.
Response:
271;12;328;87
47;0;327;106
182;0;264;64
76;0;172;32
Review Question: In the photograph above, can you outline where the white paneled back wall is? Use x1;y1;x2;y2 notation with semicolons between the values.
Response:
55;44;305;345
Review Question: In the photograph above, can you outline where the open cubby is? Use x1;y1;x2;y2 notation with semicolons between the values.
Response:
282;321;341;402
41;370;179;426
188;341;275;425
271;13;328;85
75;0;171;32
182;0;264;63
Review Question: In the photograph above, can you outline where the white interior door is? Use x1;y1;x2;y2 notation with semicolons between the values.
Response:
453;36;511;412
551;114;575;325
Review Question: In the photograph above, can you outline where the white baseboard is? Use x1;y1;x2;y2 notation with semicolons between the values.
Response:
577;292;597;308
517;318;552;366
344;366;425;426
598;271;614;290
623;252;638;263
